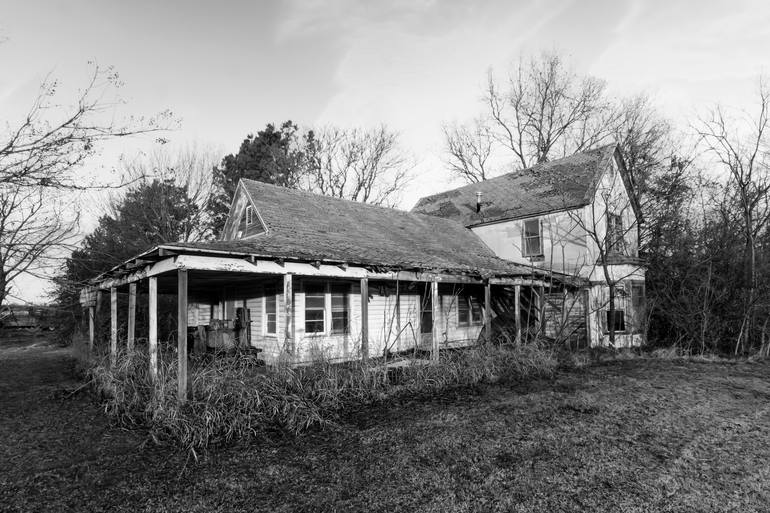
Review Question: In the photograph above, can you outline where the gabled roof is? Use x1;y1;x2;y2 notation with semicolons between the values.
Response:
412;144;624;227
168;179;544;277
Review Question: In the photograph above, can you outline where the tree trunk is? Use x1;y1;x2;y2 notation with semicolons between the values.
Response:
608;283;616;347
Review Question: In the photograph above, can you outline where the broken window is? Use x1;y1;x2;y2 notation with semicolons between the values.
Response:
605;309;626;333
457;295;483;325
330;284;349;334
264;286;277;335
304;283;325;333
523;218;542;257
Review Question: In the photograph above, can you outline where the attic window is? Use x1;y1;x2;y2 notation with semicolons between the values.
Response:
522;218;543;257
245;205;255;226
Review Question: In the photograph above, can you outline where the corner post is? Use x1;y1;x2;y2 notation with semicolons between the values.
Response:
88;305;95;353
283;274;294;355
431;280;440;362
177;269;188;402
110;287;118;367
484;282;492;344
360;278;369;362
148;276;158;382
127;282;136;353
514;284;521;344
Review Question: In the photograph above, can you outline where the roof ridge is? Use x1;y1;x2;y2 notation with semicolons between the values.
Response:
241;178;475;229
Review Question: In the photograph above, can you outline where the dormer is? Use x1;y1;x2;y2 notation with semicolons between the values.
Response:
221;180;267;241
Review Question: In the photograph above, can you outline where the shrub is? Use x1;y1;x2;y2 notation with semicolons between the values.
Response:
87;341;557;453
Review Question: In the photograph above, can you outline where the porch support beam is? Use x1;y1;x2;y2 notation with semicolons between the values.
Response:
484;282;492;344
149;276;158;382
110;287;117;367
283;274;294;355
127;282;136;352
514;284;521;344
360;278;369;362
88;305;95;353
177;269;188;402
431;281;440;362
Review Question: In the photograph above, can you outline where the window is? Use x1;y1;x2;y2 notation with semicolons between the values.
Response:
523;218;542;257
629;282;645;333
606;212;626;254
304;283;326;333
264;286;277;335
458;295;483;325
245;205;254;225
330;284;349;334
605;309;626;333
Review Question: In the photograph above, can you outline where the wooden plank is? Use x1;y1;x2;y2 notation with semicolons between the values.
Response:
177;269;188;402
484;282;492;344
96;257;177;291
539;285;546;334
514;284;521;344
110;287;117;367
283;274;294;355
431;281;440;362
88;306;95;353
360;278;369;362
127;282;136;352
149;277;158;383
583;287;591;348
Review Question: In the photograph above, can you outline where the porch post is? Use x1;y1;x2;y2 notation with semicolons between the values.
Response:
583;287;591;349
148;276;158;382
177;269;188;402
127;282;136;352
110;287;117;367
88;305;95;353
484;282;492;344
360;278;369;362
283;274;294;355
514;284;521;344
539;285;546;334
431;280;440;362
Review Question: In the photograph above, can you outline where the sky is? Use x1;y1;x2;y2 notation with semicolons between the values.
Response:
2;0;770;303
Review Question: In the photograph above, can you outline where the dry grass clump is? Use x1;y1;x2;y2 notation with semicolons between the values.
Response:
88;341;557;452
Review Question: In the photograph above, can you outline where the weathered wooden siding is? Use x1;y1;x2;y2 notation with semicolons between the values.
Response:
543;290;587;347
471;210;590;275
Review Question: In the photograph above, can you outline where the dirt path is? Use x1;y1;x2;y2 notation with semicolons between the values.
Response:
0;331;183;513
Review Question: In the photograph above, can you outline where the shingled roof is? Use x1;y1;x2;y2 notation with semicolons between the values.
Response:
412;144;621;227
167;179;542;277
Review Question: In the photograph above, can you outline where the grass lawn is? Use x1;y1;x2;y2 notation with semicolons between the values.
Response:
2;331;770;512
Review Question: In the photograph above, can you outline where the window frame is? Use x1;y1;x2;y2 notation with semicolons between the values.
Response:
263;285;278;336
604;309;626;333
245;205;254;226
303;281;351;336
457;294;483;326
303;282;326;334
330;283;350;335
522;218;543;258
606;212;626;254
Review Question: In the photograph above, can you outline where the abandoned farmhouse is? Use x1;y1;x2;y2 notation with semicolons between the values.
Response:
80;144;645;395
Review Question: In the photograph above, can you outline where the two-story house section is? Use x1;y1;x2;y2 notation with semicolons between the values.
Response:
413;144;645;347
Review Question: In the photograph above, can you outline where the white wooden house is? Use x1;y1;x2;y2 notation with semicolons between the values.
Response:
80;144;643;400
413;144;645;347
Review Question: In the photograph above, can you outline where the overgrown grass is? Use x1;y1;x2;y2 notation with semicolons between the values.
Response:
87;341;557;452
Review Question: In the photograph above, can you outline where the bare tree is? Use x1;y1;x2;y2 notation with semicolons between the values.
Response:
303;125;412;206
695;78;770;353
1;66;172;190
0;64;173;308
442;118;495;183
0;184;77;307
